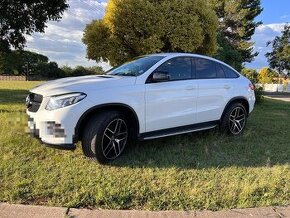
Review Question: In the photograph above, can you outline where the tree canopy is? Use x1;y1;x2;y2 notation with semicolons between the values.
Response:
241;68;258;83
0;50;49;75
61;66;104;77
0;50;66;79
266;24;290;75
257;67;279;84
0;50;104;79
0;0;68;52
209;0;263;70
83;0;218;66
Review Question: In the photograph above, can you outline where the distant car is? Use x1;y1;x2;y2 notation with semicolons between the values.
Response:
26;53;255;163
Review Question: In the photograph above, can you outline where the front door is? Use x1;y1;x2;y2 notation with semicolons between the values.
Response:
145;57;198;132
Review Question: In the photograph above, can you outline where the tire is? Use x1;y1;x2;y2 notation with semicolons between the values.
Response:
220;103;247;136
81;111;130;164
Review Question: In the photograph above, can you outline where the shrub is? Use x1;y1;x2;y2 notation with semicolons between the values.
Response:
255;86;264;104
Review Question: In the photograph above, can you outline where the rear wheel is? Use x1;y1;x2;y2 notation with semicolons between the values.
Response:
220;103;247;136
81;111;129;164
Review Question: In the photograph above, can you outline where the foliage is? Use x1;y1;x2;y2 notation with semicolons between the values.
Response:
214;34;243;71
1;81;290;210
266;24;290;75
83;0;218;66
32;62;65;80
88;66;104;75
0;50;49;76
0;50;104;79
241;68;258;83
257;67;279;84
209;0;263;69
60;66;104;77
254;86;264;104
0;0;68;52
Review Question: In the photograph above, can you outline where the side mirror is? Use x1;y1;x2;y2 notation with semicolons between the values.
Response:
152;71;170;82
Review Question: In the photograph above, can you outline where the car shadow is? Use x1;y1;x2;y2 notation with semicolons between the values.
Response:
0;89;28;104
111;125;290;169
0;89;28;111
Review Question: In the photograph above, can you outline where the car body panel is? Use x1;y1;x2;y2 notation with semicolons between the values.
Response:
145;79;198;132
30;75;137;96
196;78;235;123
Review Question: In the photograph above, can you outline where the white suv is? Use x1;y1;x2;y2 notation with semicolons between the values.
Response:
26;53;255;163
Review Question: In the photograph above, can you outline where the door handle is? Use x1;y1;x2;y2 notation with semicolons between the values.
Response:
224;85;231;90
186;86;196;90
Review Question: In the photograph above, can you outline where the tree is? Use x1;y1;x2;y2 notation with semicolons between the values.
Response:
0;50;48;76
87;66;104;75
60;65;104;77
215;33;243;70
83;0;218;66
209;0;263;70
0;0;68;52
17;51;49;78
266;24;290;76
0;50;67;79
257;67;279;84
241;68;258;83
33;62;66;79
61;66;73;77
72;66;94;77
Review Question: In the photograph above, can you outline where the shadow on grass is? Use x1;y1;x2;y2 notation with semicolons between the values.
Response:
111;100;290;169
110;128;290;169
0;89;28;105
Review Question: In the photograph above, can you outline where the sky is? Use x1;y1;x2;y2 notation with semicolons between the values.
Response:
26;0;290;71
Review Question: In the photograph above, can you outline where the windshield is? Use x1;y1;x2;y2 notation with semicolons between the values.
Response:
107;56;165;76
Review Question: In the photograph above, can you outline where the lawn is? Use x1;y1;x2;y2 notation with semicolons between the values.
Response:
0;81;289;211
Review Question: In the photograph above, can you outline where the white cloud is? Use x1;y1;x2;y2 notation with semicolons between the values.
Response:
25;0;110;69
256;23;286;33
246;23;286;70
280;14;290;20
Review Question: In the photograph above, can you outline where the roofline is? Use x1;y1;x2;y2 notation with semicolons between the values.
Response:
147;53;240;73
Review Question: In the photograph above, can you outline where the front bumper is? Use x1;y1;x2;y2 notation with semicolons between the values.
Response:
26;95;89;149
27;116;76;150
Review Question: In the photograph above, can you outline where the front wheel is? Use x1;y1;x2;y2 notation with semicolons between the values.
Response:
220;103;247;136
82;111;129;164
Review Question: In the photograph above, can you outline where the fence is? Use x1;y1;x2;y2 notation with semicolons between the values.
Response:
257;83;290;93
0;75;27;81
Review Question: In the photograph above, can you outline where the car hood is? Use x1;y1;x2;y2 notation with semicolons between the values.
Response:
30;75;137;97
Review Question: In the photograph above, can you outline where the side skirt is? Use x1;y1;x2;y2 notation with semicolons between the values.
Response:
139;121;219;141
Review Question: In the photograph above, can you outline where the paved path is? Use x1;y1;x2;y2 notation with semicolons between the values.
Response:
263;92;290;102
1;203;290;218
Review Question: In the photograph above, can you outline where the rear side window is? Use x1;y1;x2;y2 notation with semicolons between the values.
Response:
216;63;226;78
221;65;240;78
195;58;217;79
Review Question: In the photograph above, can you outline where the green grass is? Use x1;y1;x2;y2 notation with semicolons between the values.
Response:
0;81;290;211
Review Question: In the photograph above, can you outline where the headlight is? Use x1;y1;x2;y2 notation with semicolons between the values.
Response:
46;93;87;111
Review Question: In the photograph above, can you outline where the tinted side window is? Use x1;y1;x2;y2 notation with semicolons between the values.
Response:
216;63;226;78
156;57;192;81
195;58;217;79
221;65;239;78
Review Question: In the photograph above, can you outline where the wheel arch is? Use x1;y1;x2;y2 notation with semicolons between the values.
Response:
221;97;250;121
74;103;140;142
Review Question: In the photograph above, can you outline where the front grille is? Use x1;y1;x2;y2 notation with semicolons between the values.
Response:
26;93;43;112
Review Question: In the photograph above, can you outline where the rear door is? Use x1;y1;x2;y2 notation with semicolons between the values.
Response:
145;57;198;132
195;58;235;123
